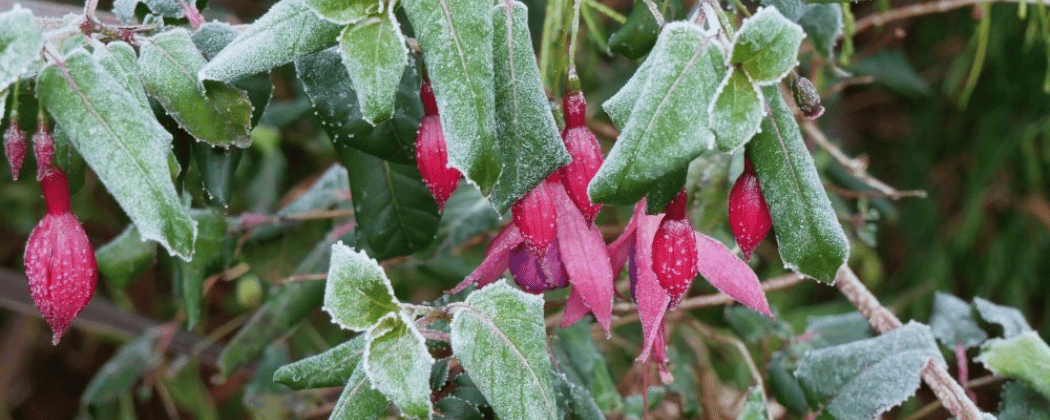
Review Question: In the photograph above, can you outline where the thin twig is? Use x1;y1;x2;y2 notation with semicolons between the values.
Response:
583;0;626;24
801;120;928;200
834;266;987;420
688;320;765;394
82;0;99;20
642;0;665;27
852;0;1022;36
277;273;328;285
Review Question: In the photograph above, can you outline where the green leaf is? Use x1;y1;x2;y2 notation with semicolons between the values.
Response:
0;6;42;92
551;323;622;412
434;186;501;251
365;312;435;418
799;4;842;58
274;334;367;390
804;311;873;347
731;7;804;85
450;280;557;420
93;41;151;114
306;0;376;24
999;382;1050;420
243;344;294;420
192;143;243;208
80;330;162;408
113;0;206;21
973;297;1034;339
607;0;660;60
644;165;687;215
338;12;408;125
929;292;987;348
198;0;342;83
323;242;400;331
711;68;764;152
174;208;228;329
490;2;571;213
435;396;485;420
38;49;197;260
767;352;811;415
601;38;657;129
402;0;501;194
552;371;605;420
343;148;440;260
218;224;353;376
332;358;390;420
191;22;274;127
589;23;725;205
96;224;157;289
746;85;849;282
139;29;253;148
296;48;421;164
160;361;219;420
850;50;930;97
794;322;944;420
978;331;1050;400
735;387;767;420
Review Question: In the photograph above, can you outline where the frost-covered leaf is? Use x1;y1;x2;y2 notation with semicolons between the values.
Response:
799;5;841;58
199;0;341;83
323;242;400;331
96;225;157;289
731;7;804;85
190;22;274;127
929;292;987;348
332;358;390;420
80;331;162;408
978;332;1050;400
973;297;1033;339
93;41;150;116
274;335;366;389
710;68;764;153
694;232;772;316
140;29;253;147
746;86;849;283
589;23;725;205
113;0;206;22
296;48;421;164
552;184;614;334
805;311;873;347
552;371;604;420
795;322;944;420
339;11;408;125
174;208;227;329
307;0;376;24
450;280;557;420
0;6;42;92
192;143;243;208
490;2;571;213
602;41;657;129
38;49;197;260
999;382;1050;420
343;148;440;260
402;0;501;194
735;387;767;420
435;396;485;420
365;312;435;418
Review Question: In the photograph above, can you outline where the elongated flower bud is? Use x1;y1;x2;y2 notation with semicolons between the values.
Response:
24;170;98;344
415;81;461;210
559;91;603;223
512;175;559;255
791;75;824;120
651;190;697;307
4;121;26;180
33;124;55;181
728;157;772;261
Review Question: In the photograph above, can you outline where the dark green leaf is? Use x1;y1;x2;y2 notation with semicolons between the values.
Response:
198;0;342;82
767;352;810;415
344;148;440;259
644;162;688;215
799;4;842;58
435;396;485;420
274;334;367;390
433;186;501;251
850;50;930;97
80;331;162;408
242;344;293;420
191;22;274;127
173;208;227;329
296;48;421;164
160;361;219;420
490;2;571;213
552;371;605;420
402;0;501;194
552;323;622;412
96;224;157;289
192;143;243;208
746;85;849;282
999;382;1050;420
607;0;660;60
38;49;197;260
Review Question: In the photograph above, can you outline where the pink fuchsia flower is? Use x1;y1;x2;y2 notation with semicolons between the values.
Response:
608;199;772;363
728;156;772;261
24;168;98;345
452;177;615;335
559;91;603;223
416;80;462;211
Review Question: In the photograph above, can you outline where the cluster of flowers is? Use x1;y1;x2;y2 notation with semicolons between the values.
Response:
414;81;776;364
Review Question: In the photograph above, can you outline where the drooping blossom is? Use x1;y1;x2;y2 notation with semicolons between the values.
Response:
728;156;772;261
416;79;462;211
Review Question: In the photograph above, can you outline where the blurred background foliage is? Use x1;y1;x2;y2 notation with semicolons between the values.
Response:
0;0;1048;418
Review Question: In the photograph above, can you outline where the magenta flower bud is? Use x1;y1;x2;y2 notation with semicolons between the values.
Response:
651;191;697;308
4;121;26;180
728;157;772;261
512;175;559;255
559;91;603;223
32;124;56;181
24;170;98;345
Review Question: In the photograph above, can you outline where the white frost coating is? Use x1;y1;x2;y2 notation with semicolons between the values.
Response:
338;10;408;126
322;241;399;331
489;2;570;213
928;292;987;348
450;280;556;420
973;297;1034;339
794;322;944;420
730;6;805;85
708;67;765;153
199;0;342;83
305;0;377;25
331;358;389;420
364;312;434;419
37;49;198;260
589;22;726;205
0;6;43;93
601;28;665;130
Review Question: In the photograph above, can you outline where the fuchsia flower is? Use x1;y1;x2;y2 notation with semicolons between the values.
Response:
416;80;462;211
607;198;772;364
729;156;772;261
23;125;98;345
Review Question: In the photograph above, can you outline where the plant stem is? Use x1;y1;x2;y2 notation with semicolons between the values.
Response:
584;0;626;24
800;120;927;200
641;0;665;27
568;0;582;76
83;0;99;20
834;266;987;420
852;0;1023;36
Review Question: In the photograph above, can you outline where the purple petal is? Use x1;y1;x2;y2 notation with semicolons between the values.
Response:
693;232;773;317
509;243;547;293
449;224;523;294
552;183;615;336
633;207;671;362
540;240;569;289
